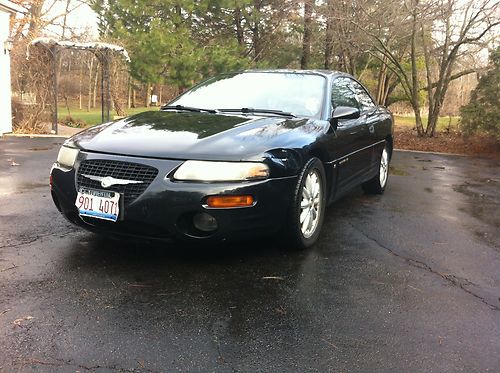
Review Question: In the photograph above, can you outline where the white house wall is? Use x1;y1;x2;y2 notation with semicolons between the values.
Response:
0;9;13;135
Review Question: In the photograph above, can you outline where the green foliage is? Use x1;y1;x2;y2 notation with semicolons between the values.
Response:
460;48;500;139
90;0;252;89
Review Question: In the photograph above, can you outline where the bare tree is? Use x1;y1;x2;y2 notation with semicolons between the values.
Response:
301;0;314;69
350;0;498;136
323;0;334;69
322;0;374;75
421;0;499;136
11;46;53;132
10;0;84;41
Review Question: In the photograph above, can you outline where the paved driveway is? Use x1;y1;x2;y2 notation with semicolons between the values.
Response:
0;137;499;372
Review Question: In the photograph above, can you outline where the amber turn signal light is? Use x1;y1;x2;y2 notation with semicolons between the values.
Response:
206;195;254;208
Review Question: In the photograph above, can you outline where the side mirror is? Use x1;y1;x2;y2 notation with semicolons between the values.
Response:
329;106;361;130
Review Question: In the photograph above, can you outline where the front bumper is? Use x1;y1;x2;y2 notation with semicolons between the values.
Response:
50;151;297;243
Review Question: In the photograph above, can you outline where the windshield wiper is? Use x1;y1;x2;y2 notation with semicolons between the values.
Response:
218;108;296;118
161;105;218;114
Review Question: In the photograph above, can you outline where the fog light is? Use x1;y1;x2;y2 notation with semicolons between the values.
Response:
193;212;218;232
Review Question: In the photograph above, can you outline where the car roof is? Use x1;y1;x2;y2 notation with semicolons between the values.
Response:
239;69;348;78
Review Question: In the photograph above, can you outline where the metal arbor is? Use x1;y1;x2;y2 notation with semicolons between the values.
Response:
28;38;130;135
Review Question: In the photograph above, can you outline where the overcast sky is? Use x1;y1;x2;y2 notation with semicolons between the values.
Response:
44;0;99;38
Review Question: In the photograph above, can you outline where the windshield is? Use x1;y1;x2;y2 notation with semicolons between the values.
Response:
169;72;326;118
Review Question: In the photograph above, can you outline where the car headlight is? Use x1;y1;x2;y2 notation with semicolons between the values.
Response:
57;146;79;168
173;160;269;182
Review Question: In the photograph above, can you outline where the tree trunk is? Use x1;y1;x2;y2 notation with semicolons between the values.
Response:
92;64;99;108
87;57;94;112
346;51;356;76
251;26;262;61
78;60;83;110
112;94;125;116
421;22;436;137
426;112;439;137
301;0;313;69
376;56;389;104
110;61;126;116
61;0;71;39
413;105;424;133
426;87;449;137
324;1;334;69
144;83;151;107
27;0;43;38
127;78;132;109
383;76;399;106
251;0;262;61
234;7;244;46
375;64;398;107
410;5;424;136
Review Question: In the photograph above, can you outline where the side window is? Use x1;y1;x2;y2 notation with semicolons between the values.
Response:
331;77;359;110
350;80;375;111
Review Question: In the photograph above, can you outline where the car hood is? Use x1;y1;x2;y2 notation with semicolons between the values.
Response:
70;111;327;161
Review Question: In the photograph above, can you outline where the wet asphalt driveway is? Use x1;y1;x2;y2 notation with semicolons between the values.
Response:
0;137;499;372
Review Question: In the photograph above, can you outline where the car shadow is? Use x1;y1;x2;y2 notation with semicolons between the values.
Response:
58;185;371;275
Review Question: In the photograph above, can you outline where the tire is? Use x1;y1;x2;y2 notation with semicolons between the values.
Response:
283;157;326;249
362;142;390;194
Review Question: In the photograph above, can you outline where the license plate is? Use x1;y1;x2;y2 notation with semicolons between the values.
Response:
76;188;120;222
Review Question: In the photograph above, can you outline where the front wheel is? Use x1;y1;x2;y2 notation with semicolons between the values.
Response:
283;157;326;249
362;143;390;194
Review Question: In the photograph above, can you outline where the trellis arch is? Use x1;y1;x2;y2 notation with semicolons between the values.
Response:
28;38;130;135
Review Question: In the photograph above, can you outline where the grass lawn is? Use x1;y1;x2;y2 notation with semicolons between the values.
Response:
58;106;158;126
394;115;460;132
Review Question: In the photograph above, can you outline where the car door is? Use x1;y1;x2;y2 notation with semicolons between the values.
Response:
330;77;372;193
348;78;382;172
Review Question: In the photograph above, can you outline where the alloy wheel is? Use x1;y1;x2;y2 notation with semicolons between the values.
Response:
379;147;389;188
300;170;322;238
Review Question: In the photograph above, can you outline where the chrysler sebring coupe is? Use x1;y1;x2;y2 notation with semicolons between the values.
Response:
50;70;393;249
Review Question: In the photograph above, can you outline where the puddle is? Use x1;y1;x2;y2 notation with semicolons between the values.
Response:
0;182;48;196
18;182;48;191
453;181;500;249
453;184;487;199
389;165;410;176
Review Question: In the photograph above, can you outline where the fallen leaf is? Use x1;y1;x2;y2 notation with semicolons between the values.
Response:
275;305;287;315
13;315;34;327
408;285;422;293
261;276;284;280
321;338;339;350
1;263;18;272
128;283;152;288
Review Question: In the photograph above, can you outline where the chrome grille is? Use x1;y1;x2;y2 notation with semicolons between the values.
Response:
77;159;158;205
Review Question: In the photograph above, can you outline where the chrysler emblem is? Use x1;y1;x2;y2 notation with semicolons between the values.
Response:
82;174;144;188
